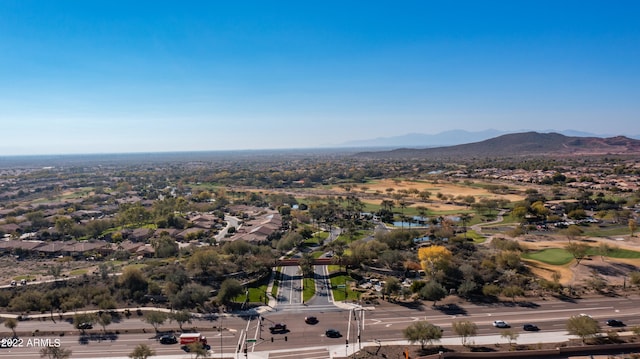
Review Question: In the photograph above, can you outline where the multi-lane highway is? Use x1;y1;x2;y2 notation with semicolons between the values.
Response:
3;266;640;358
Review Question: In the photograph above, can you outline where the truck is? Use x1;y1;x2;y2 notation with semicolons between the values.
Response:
179;333;208;346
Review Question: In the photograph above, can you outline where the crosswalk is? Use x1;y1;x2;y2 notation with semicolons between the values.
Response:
274;303;341;313
268;347;330;359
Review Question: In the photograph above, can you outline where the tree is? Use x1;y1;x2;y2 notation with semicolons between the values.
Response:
566;315;600;344
502;285;524;302
172;310;192;330
420;281;447;306
565;242;590;266
500;329;519;348
217;278;243;307
563;225;583;242
597;242;612;262
152;235;179;258
630;218;638;237
402;321;442;350
186;342;210;358
187;248;220;278
97;312;112;333
452;320;477;347
40;346;72;359
119;266;149;301
128;344;155;359
143;311;168;333
629;271;640;287
298;252;315;278
418;245;452;277
48;264;63;283
382;277;402;301
3;317;17;337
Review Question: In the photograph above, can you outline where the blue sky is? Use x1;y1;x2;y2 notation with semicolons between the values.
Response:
1;1;639;155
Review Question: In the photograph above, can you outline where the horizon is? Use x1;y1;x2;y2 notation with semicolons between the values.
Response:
0;129;634;159
2;1;639;155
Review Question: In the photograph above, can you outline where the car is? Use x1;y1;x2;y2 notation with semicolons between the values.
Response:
523;324;539;331
269;323;287;333
77;322;93;330
159;334;177;344
10;280;16;286
606;319;625;327
325;329;341;338
492;320;510;328
181;344;210;352
305;316;318;324
1;338;14;349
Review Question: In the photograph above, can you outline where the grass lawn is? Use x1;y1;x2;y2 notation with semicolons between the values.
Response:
582;225;632;237
463;230;486;243
303;277;315;302
235;284;269;304
329;274;360;301
590;247;640;259
271;268;282;297
522;248;575;265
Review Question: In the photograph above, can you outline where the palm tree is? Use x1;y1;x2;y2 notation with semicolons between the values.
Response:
459;213;471;239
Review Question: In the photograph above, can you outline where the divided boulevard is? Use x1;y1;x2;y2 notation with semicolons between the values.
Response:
3;294;640;359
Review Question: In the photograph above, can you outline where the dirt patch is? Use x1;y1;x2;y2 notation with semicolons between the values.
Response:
340;179;525;213
0;255;98;284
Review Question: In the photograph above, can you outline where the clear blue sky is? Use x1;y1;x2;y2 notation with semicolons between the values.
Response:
1;1;639;155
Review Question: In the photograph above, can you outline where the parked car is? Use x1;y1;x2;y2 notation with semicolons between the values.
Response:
269;323;287;333
492;320;510;328
523;324;539;331
305;316;318;324
77;322;93;330
606;319;625;327
160;335;177;344
325;329;341;338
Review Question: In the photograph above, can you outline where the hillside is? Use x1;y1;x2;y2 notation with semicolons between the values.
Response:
354;131;640;159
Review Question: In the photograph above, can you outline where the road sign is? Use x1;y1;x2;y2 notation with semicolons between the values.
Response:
246;338;257;342
337;284;346;288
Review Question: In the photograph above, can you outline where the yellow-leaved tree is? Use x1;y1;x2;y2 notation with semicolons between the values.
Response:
418;245;453;277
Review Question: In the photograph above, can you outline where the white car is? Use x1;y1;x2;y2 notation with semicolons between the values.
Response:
493;320;510;328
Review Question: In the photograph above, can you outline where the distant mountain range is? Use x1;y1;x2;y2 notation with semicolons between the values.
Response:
339;129;640;148
354;131;640;159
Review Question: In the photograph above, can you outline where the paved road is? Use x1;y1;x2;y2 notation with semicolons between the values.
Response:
5;293;640;358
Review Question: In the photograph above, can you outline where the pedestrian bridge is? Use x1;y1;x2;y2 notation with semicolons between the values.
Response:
275;258;334;266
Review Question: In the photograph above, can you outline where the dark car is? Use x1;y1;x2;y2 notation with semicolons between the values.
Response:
77;322;93;330
325;329;341;338
606;319;625;327
305;316;318;324
523;324;539;331
159;335;177;344
182;344;210;352
269;323;287;333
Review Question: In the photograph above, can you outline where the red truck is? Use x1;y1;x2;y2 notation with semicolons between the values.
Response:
179;333;208;346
